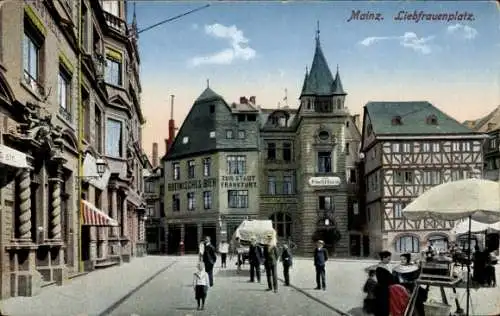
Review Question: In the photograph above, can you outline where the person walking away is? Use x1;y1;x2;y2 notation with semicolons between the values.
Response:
281;243;293;286
218;240;229;268
248;236;263;282
193;262;210;310
362;269;377;315
264;234;279;292
313;240;328;290
202;236;217;287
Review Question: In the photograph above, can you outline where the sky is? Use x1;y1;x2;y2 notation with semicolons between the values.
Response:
127;1;500;161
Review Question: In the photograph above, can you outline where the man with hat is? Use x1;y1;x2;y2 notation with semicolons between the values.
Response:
313;240;328;290
263;233;279;293
248;236;263;283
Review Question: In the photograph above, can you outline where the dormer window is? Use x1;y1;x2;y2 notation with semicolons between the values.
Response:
271;116;278;126
279;117;287;127
391;116;402;125
426;115;438;125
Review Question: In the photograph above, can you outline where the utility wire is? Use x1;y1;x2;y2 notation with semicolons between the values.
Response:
138;4;210;34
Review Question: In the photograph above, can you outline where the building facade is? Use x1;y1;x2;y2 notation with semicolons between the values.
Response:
0;0;146;299
258;33;362;256
144;142;166;254
463;105;500;181
361;101;487;257
163;88;260;254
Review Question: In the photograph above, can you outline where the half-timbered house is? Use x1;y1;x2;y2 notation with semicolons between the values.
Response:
361;101;487;257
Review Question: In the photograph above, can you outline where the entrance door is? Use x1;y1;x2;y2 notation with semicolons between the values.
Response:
81;226;90;261
167;225;181;254
362;235;370;257
350;234;361;256
184;224;198;253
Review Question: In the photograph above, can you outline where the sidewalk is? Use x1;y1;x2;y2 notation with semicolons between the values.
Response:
1;256;178;316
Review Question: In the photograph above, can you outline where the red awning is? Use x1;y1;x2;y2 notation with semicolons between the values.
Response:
81;200;119;227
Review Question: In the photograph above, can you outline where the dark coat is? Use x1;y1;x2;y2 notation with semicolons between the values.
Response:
203;243;217;266
281;248;293;266
263;245;279;267
314;248;328;266
374;267;395;316
249;244;263;265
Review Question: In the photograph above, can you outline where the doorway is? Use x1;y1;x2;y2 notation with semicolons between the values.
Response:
350;234;361;256
184;224;198;253
167;225;181;254
362;235;370;257
81;226;90;261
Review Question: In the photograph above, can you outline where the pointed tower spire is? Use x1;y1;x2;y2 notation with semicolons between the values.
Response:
132;2;137;26
333;65;347;95
300;66;309;96
207;79;210;88
316;20;320;43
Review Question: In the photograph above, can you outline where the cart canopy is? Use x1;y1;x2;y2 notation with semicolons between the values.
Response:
232;220;276;245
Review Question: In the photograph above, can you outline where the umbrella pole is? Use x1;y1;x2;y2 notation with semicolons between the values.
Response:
466;215;472;316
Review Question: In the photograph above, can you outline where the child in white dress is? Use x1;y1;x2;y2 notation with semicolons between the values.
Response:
193;262;210;310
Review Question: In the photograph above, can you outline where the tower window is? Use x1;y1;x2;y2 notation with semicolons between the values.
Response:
209;104;215;113
336;99;341;109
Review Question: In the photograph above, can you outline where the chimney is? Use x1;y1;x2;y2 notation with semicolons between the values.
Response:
167;95;176;150
152;142;158;168
239;96;247;104
249;96;256;104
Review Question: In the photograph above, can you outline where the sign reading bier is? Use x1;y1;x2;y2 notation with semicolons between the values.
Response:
308;177;341;187
220;175;257;189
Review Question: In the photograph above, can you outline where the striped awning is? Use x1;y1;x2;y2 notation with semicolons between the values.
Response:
81;200;119;227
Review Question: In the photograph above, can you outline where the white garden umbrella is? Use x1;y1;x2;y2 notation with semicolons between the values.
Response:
402;178;500;316
451;219;500;234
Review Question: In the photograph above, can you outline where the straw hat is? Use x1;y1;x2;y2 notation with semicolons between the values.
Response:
317;240;324;245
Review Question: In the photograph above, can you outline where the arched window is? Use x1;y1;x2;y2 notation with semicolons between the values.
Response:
395;235;420;253
427;234;448;252
269;212;292;238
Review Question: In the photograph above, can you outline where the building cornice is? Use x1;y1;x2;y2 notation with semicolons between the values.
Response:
376;134;488;140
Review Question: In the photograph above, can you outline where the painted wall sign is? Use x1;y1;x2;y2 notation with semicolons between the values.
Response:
308;176;341;187
0;144;28;169
220;175;257;189
167;178;216;192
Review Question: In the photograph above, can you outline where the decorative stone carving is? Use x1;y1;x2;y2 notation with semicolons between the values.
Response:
19;168;32;240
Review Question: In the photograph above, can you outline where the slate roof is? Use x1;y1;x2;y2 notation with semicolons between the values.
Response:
300;38;347;97
463;105;500;132
365;101;475;135
164;88;223;160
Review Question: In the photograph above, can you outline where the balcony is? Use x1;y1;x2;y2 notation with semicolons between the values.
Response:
103;11;126;34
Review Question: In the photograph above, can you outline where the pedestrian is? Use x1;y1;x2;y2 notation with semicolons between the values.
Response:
248;236;263;283
378;250;392;273
192;262;210;310
280;243;293;286
218;240;229;268
362;268;377;314
198;239;205;262
202;236;217;287
374;266;395;316
313;240;328;290
263;234;279;293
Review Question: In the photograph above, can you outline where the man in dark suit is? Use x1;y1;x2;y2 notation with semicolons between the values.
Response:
263;234;279;293
202;236;217;287
281;243;293;286
314;240;328;290
248;237;263;282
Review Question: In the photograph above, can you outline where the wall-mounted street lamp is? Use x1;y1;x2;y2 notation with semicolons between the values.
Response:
77;158;106;180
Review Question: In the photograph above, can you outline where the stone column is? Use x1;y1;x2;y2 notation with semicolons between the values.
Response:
19;168;32;241
122;192;128;238
110;185;118;237
49;167;64;240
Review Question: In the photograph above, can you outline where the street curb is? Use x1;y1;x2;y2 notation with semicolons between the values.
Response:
277;277;351;316
97;260;178;316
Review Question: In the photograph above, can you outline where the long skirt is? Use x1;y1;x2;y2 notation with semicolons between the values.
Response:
195;285;208;300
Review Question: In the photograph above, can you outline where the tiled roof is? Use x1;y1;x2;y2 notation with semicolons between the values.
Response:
365;101;474;135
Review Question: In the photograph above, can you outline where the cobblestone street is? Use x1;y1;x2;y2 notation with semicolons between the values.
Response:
2;255;500;316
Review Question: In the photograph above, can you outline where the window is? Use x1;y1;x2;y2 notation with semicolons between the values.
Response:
102;0;120;16
422;143;431;152
209;104;215;113
431;170;441;184
209;131;216;138
238;130;245;139
82;88;90;141
395;171;413;184
172;194;180;212
23;30;42;92
404;171;413;184
226;130;233;139
432;143;440;152
228;190;248;208
283;143;292;161
318;131;329;140
106;118;123;157
57;68;71;120
172;162;180;180
317;151;332;173
393;203;406;218
452;142;460;152
267;143;276;160
187;160;195;178
105;57;122;86
395;235;420;253
247;114;256;121
81;3;88;50
227;156;246;175
346;120;350;127
95;106;102;153
283;176;293;194
402;143;411;153
489;138;497;150
187;192;195;211
319;196;333;210
203;158;211;177
345;142;350;155
349;169;356;183
203;191;212;210
423;171;432;185
237;115;245;122
267;176;276;195
392;143;400;153
146;207;154;218
145;182;154;193
269;212;292;238
462;142;471;152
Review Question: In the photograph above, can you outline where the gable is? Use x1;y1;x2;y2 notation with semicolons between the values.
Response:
361;110;376;151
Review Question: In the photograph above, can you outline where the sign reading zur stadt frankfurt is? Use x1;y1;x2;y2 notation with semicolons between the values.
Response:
308;177;341;187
